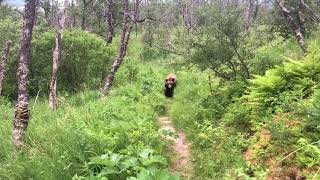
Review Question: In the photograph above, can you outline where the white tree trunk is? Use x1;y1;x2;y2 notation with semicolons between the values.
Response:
276;0;307;52
103;0;134;96
13;0;37;149
49;0;68;111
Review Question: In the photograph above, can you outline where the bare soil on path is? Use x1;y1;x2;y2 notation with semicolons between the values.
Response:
158;116;194;179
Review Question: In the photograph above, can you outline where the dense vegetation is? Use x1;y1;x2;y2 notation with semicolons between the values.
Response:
1;0;320;179
0;49;176;179
2;30;115;97
170;37;320;179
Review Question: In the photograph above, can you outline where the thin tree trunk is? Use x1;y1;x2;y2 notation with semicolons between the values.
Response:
48;33;62;110
227;35;250;79
244;0;255;30
49;0;68;111
0;40;12;95
13;0;37;149
276;0;307;52
298;0;306;36
81;0;86;30
102;0;134;96
106;0;115;43
181;3;191;32
71;0;76;27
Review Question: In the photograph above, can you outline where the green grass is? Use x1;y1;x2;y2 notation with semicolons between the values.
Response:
0;57;172;179
1;32;320;180
168;39;320;179
169;69;253;179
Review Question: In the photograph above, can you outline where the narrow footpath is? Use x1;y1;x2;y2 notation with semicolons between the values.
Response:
158;115;194;179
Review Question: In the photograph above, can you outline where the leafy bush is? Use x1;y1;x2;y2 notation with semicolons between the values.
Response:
140;47;168;62
2;29;116;98
302;89;320;141
0;7;21;46
296;138;320;168
223;98;252;132
242;39;320;177
80;149;169;179
250;37;303;75
248;57;320;115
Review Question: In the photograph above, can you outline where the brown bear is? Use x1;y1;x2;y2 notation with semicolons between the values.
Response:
164;74;177;97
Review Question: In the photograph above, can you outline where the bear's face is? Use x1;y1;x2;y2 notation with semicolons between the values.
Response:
165;77;176;89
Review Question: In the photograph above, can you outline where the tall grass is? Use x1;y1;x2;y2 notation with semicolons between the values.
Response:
0;56;170;179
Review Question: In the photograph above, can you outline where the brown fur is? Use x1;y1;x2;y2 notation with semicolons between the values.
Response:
165;74;177;88
164;74;177;97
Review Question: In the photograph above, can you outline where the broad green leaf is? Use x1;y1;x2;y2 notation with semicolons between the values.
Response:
120;157;139;170
139;149;154;159
142;155;167;166
100;167;120;175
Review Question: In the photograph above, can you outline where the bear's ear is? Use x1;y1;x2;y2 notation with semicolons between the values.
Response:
165;79;168;82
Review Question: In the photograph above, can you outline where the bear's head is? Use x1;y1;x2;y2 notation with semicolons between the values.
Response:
164;74;176;97
165;76;176;89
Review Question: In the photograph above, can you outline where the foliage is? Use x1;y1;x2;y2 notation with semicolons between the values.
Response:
190;4;251;80
242;39;320;177
169;68;256;179
247;52;320;114
140;46;169;62
2;29;116;98
79;149;170;179
127;168;180;180
250;37;303;75
0;17;21;47
0;60;169;180
169;36;320;178
296;138;320;168
223;98;252;132
1;1;320;179
303;89;320;141
0;15;22;97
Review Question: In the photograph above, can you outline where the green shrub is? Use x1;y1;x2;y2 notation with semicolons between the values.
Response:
303;89;320;141
296;138;320;168
223;98;252;132
79;149;170;179
140;47;168;62
248;57;320;115
2;29;116;98
250;37;303;75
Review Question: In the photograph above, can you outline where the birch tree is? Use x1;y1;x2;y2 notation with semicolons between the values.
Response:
48;0;68;110
276;0;307;52
102;0;140;96
13;0;37;148
106;0;115;43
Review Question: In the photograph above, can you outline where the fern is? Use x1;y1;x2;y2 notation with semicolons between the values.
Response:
247;56;320;114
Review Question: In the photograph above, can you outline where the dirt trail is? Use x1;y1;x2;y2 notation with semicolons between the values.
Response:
158;116;194;179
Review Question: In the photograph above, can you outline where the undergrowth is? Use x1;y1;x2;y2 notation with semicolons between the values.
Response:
0;57;180;179
169;39;320;179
